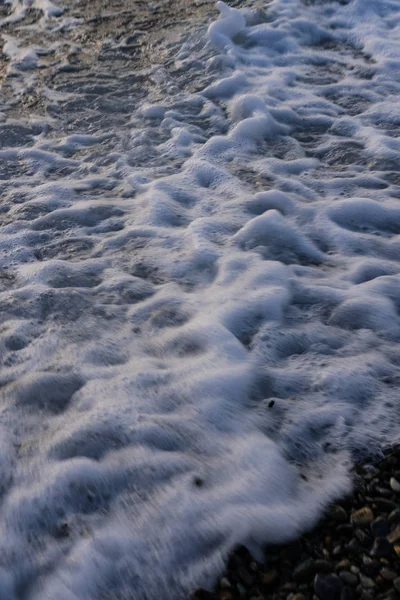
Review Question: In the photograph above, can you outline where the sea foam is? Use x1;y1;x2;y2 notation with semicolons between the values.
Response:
1;0;400;598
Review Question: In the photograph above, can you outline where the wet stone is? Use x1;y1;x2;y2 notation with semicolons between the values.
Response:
387;525;400;544
262;568;278;588
370;518;389;538
380;568;397;581
394;578;400;594
388;508;400;524
359;574;375;589
314;573;342;600
337;524;354;538
370;537;392;558
389;477;400;493
340;587;354;600
292;558;316;582
329;505;348;523
314;559;334;573
339;571;358;587
372;498;397;512
351;507;374;527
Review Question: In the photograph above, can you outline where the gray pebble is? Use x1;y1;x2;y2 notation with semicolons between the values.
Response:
339;571;358;587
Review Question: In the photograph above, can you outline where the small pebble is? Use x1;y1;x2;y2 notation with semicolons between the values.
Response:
314;559;333;573
370;537;392;558
355;528;369;544
381;591;399;600
394;578;400;594
337;524;354;538
314;573;342;600
262;568;278;586
373;486;392;498
350;566;359;574
380;568;397;581
360;591;375;600
370;517;389;538
236;583;246;597
340;587;354;600
363;465;380;480
372;498;397;512
339;571;358;587
388;508;400;524
329;505;348;523
351;507;374;527
389;477;400;493
292;558;316;582
346;539;362;555
387;525;400;544
359;574;375;589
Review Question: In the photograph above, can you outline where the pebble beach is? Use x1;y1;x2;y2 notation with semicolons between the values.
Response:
194;446;400;600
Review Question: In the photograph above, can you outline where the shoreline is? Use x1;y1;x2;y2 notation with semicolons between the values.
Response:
193;446;400;600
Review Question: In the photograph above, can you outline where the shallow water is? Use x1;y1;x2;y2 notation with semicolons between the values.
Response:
1;0;400;598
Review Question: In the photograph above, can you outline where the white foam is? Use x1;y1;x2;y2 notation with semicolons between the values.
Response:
1;0;400;597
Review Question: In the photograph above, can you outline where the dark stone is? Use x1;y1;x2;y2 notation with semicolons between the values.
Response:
370;517;389;538
359;591;375;600
292;558;316;582
282;539;302;562
381;591;399;600
261;567;278;589
237;565;254;588
346;539;362;555
370;537;393;558
315;560;334;573
388;508;400;524
373;486;393;498
339;571;358;587
372;498;397;512
268;400;275;408
394;578;400;594
328;505;348;523
336;524;354;538
362;559;380;578
355;528;371;546
193;477;204;487
235;546;252;563
314;573;342;600
341;587;355;600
